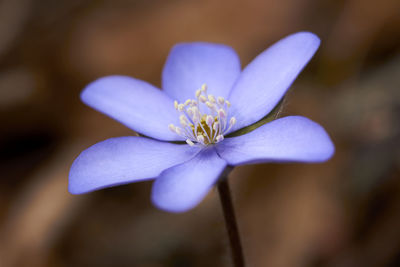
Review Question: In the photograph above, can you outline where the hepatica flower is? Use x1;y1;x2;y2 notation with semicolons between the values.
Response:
69;32;334;213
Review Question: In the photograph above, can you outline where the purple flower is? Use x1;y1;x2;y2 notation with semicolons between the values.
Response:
69;32;334;213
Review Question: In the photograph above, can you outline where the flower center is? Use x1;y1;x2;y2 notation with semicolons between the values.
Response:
168;84;236;146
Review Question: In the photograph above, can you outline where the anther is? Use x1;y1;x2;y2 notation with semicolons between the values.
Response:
195;89;201;98
206;115;214;126
180;115;188;127
199;95;207;103
186;139;195;146
197;134;205;143
206;101;214;109
169;83;235;146
179;115;187;122
218;109;226;118
216;135;224;143
191;106;199;115
213;122;219;131
193;114;200;123
187;108;194;117
208;94;216;103
175;127;183;135
168;124;176;132
180;121;187;127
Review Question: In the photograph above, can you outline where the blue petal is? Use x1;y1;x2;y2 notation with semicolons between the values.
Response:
151;148;227;213
227;32;320;132
69;136;200;194
216;116;334;165
81;75;182;141
162;42;241;103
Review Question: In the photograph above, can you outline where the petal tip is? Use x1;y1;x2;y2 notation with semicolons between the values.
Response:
151;196;194;213
151;183;200;213
296;116;335;162
67;183;81;195
308;119;335;163
321;135;335;162
292;31;321;47
151;177;201;213
68;159;86;195
80;75;127;104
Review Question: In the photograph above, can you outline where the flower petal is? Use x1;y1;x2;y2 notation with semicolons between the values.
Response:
69;136;200;194
162;42;241;103
228;32;320;132
151;148;227;213
216;116;334;165
81;75;182;141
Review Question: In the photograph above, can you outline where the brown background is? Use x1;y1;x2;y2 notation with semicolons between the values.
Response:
0;0;399;266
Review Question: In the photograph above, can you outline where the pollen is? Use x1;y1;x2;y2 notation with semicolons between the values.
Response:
168;83;236;146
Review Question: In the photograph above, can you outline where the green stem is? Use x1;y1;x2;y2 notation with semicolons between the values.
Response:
217;168;245;267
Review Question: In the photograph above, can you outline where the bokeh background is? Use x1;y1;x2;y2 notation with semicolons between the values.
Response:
1;0;399;266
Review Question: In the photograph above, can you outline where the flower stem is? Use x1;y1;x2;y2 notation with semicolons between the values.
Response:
217;168;245;267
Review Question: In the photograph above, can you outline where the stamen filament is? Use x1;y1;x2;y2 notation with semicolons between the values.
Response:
169;83;236;146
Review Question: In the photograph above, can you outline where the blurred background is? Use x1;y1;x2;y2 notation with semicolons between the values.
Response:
0;0;399;266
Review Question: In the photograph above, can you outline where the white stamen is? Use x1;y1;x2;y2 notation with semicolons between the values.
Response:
218;109;226;118
191;106;199;116
187;107;194;116
199;95;207;103
216;135;224;143
180;119;188;127
169;83;236;146
206;101;214;109
224;117;237;133
168;124;176;133
186;139;195;146
213;122;219;131
175;127;183;135
206;115;214;126
195;89;201;98
208;94;216;103
192;114;200;123
197;134;205;143
180;115;188;122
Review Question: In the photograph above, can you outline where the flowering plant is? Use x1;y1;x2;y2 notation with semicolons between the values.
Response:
69;32;334;213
